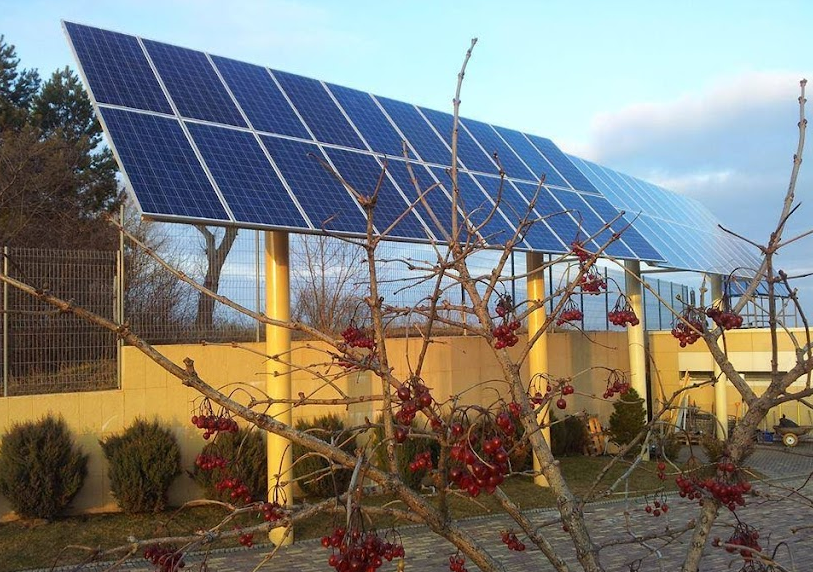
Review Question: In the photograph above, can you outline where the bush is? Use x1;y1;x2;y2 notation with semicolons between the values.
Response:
0;416;87;519
292;414;355;498
550;412;589;457
608;387;646;446
192;428;266;502
370;416;439;490
100;419;181;513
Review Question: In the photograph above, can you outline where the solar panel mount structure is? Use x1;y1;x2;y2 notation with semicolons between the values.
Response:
63;20;668;265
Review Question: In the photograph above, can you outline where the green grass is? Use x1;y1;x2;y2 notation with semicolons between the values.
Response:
0;456;672;571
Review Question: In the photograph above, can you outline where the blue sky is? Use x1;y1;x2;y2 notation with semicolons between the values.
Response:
4;0;813;311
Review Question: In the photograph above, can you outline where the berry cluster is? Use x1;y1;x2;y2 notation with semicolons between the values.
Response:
191;400;239;440
449;552;468;572
713;522;761;560
671;310;705;347
341;323;376;350
493;295;521;349
608;295;639;327
194;453;227;471
321;526;405;572
602;371;630;399
571;240;591;263
675;460;752;511
259;501;285;522
215;476;252;504
706;306;743;330
500;531;526;551
556;300;584;326
409;451;433;473
238;532;254;548
449;434;509;497
643;495;669;517
143;544;184;571
555;383;575;410
579;268;607;294
656;461;667;481
394;379;433;426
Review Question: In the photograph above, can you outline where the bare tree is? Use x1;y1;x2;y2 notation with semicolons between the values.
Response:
0;42;809;572
193;226;239;331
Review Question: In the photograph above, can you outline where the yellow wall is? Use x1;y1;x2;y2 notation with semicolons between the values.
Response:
10;327;808;518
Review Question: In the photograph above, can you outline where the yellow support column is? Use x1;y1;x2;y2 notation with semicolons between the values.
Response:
265;231;293;545
625;260;650;460
526;252;550;487
710;274;728;439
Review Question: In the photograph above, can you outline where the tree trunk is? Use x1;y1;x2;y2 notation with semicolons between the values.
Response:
194;226;238;330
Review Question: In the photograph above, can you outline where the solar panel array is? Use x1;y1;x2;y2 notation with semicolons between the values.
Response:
64;21;664;262
567;155;761;274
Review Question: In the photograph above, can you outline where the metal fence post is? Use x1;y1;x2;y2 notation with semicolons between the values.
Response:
3;246;8;397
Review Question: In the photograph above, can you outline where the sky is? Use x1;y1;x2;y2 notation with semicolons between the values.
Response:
3;0;813;315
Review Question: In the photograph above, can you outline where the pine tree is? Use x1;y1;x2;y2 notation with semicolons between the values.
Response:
608;387;646;446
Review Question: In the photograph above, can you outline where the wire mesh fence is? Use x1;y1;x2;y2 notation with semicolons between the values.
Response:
1;247;117;396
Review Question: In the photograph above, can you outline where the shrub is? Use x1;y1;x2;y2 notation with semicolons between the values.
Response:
100;419;181;513
0;416;87;519
608;387;646;446
292;414;356;498
192;428;266;502
370;416;439;490
550;411;589;457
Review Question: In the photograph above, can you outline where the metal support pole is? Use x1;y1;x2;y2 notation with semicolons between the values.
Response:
526;252;549;487
265;231;293;545
117;205;125;389
625;260;650;459
710;274;728;439
3;246;8;397
255;230;261;343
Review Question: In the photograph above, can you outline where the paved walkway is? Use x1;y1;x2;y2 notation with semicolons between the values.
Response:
37;442;813;572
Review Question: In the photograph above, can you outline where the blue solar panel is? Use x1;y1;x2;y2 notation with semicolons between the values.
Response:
142;40;246;127
581;194;662;261
327;84;416;159
512;182;589;249
475;176;564;252
66;22;669;263
64;22;171;114
383;159;457;241
430;168;517;246
211;56;309;139
259;136;367;233
375;97;451;166
554;190;634;258
272;71;364;149
419;107;497;174
322;148;428;240
525;135;598;193
461;119;537;181
490;126;569;188
186;123;308;227
99;108;229;220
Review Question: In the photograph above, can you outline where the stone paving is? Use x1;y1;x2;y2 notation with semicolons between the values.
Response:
34;442;813;572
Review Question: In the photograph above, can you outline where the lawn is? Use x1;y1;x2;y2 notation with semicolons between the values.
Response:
0;456;673;571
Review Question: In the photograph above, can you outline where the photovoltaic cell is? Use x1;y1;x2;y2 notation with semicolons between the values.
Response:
419;107;497;174
99;108;229;220
491;126;570;188
322;148;428;240
186;123;307;227
461;119;537;181
142;39;246;127
327;84;416;159
375;97;451;166
554;190;633;258
64;22;172;114
525;135;598;193
475;176;564;252
259;136;367;233
581;194;662;261
211;56;309;139
272;70;364;149
384;159;456;241
513;182;590;249
430;167;517;246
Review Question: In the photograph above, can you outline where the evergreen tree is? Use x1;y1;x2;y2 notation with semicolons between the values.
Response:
608;387;646;446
